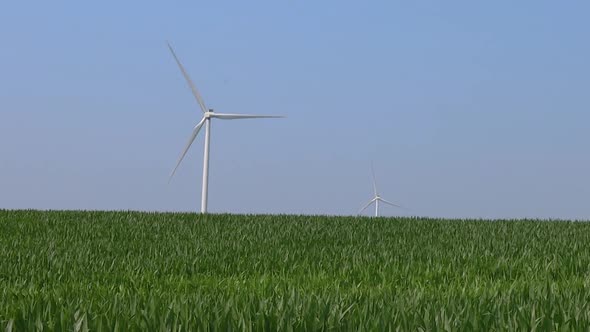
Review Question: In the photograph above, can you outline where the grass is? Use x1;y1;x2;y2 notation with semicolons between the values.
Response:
1;210;590;330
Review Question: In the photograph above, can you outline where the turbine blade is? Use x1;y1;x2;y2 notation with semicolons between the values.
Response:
211;113;285;120
169;117;206;182
167;42;208;114
379;198;402;208
371;162;378;196
358;198;376;214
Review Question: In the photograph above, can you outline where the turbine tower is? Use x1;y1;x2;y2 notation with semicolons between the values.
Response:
358;163;401;217
167;42;284;213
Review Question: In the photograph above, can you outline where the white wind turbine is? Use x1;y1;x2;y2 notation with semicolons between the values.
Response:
358;164;402;217
167;43;284;213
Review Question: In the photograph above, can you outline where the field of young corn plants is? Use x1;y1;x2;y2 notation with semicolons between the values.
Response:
1;210;590;330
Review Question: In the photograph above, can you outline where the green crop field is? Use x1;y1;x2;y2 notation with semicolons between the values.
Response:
1;210;590;331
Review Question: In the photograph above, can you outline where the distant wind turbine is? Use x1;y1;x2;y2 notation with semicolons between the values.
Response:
167;42;284;213
358;163;402;217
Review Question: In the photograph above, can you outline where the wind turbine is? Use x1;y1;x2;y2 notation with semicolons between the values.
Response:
358;164;402;217
167;42;284;213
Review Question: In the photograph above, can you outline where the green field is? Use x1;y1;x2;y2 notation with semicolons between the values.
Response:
1;210;590;330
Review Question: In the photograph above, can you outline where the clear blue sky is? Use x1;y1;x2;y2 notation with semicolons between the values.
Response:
1;1;589;219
